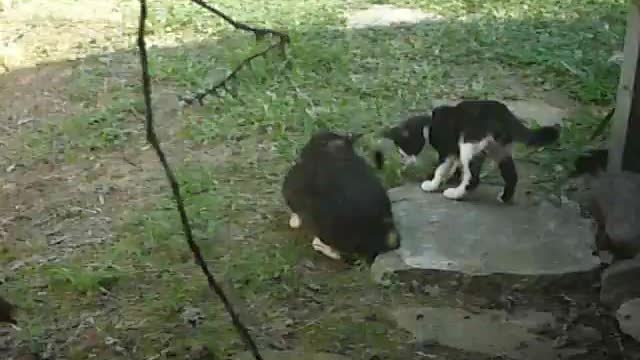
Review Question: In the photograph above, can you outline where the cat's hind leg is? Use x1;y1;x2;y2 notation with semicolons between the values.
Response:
443;139;489;200
289;213;302;229
497;156;518;203
312;237;342;260
421;156;457;192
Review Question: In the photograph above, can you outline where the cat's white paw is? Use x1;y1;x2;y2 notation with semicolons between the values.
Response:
289;213;301;229
496;190;505;203
421;180;439;192
443;187;466;200
312;237;341;260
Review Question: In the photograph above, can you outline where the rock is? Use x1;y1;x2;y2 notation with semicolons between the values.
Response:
374;185;599;278
391;306;583;360
346;5;442;29
567;325;601;344
617;298;640;342
601;258;640;308
508;310;557;334
370;251;410;284
589;172;640;258
235;350;349;360
180;306;205;327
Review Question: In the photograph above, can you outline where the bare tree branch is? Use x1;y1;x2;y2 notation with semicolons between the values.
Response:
136;1;264;359
178;0;290;105
190;0;289;40
180;40;286;105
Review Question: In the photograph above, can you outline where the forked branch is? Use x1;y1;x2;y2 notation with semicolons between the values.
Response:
179;0;290;105
136;1;263;359
190;0;289;40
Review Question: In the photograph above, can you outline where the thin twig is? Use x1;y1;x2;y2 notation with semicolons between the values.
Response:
178;0;290;105
190;0;289;40
136;2;264;360
590;107;615;141
179;41;285;105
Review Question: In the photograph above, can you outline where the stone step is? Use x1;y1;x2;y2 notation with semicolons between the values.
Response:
373;185;600;282
391;306;591;360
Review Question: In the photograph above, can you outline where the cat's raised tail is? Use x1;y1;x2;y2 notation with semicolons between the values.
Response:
512;120;561;147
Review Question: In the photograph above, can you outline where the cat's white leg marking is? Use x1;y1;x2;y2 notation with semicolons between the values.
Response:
443;137;491;200
312;237;341;260
289;213;301;229
421;156;455;192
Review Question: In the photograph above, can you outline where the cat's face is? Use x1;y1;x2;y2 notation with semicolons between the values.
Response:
383;119;429;165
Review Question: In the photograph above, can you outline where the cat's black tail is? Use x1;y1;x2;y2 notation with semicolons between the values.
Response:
512;119;560;147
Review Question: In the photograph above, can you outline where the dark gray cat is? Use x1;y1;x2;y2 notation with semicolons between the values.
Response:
282;130;400;264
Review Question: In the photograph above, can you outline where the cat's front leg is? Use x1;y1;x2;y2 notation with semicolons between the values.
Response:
289;213;302;229
312;237;342;260
443;143;476;200
421;156;456;192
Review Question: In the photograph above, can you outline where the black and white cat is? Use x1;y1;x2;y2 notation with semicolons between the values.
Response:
282;130;400;264
377;100;560;202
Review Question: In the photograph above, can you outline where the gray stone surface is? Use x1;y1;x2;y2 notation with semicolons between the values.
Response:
601;257;640;308
391;306;583;360
431;98;569;126
346;5;442;29
377;185;599;276
617;299;640;343
236;350;349;360
590;172;640;258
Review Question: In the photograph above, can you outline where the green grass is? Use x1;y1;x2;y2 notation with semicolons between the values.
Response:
4;0;629;358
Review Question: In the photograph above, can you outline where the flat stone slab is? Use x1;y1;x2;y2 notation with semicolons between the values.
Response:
346;5;443;29
376;185;599;277
431;99;569;127
601;257;640;308
617;298;640;343
392;306;584;359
